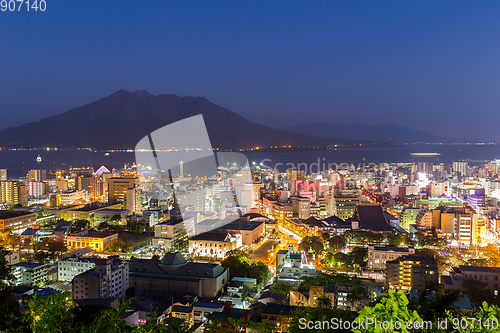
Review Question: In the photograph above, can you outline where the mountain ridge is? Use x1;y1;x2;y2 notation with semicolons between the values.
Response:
0;90;336;150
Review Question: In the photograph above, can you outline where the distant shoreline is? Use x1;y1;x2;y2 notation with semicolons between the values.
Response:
0;141;496;153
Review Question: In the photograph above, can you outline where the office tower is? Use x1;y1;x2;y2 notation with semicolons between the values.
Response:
27;169;46;182
106;177;139;207
0;181;28;206
453;161;469;178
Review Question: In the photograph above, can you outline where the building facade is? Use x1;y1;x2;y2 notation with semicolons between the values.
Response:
72;256;129;300
367;245;416;270
0;211;37;234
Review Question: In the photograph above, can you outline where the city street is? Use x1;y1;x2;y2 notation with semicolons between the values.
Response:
250;239;275;262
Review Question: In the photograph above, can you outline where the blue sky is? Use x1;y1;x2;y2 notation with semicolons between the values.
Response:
1;0;499;140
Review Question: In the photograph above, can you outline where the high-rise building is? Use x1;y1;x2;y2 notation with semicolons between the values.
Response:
76;174;102;200
72;256;129;300
27;169;46;182
433;163;446;179
328;193;360;220
367;245;416;270
58;256;96;282
48;190;86;207
106;177;139;207
126;187;142;215
453;161;469;178
290;195;310;219
386;255;438;290
467;188;485;211
0;169;7;181
27;181;49;198
0;181;28;206
12;262;48;286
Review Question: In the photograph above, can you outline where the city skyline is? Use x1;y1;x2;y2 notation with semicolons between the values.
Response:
1;1;500;331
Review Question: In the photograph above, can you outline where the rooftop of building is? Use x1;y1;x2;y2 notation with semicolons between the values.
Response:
69;230;117;238
13;262;45;269
70;204;118;212
129;258;227;279
160;252;187;266
387;255;437;265
0;210;35;219
322;215;349;226
190;231;231;242
368;245;414;252
65;247;93;257
242;213;269;221
216;216;264;232
258;290;287;304
458;265;500;273
94;209;129;213
20;228;38;236
301;216;325;227
353;204;395;232
383;212;399;220
206;308;251;321
53;220;72;232
171;305;192;314
262;302;296;316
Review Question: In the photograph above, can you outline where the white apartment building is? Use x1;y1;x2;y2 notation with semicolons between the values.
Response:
367;245;416;270
58;256;96;282
189;231;242;258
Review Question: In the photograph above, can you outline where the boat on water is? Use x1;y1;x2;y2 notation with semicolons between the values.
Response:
36;155;42;162
410;152;441;156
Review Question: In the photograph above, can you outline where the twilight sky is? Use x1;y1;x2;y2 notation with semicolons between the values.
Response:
0;0;499;140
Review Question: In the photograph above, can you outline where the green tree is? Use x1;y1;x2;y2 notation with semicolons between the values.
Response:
205;317;246;333
98;222;112;231
104;238;132;253
270;282;295;304
247;320;277;333
348;246;367;268
353;290;424;333
328;235;346;252
333;252;350;268
408;282;464;322
221;254;270;284
320;232;330;243
110;214;122;224
298;241;311;252
311;237;325;253
71;219;90;232
224;248;249;259
0;252;20;331
24;291;75;333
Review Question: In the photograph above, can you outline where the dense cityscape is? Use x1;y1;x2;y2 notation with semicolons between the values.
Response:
1;155;500;332
2;0;499;332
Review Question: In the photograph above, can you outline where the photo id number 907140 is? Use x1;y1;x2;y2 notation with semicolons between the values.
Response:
1;0;46;11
